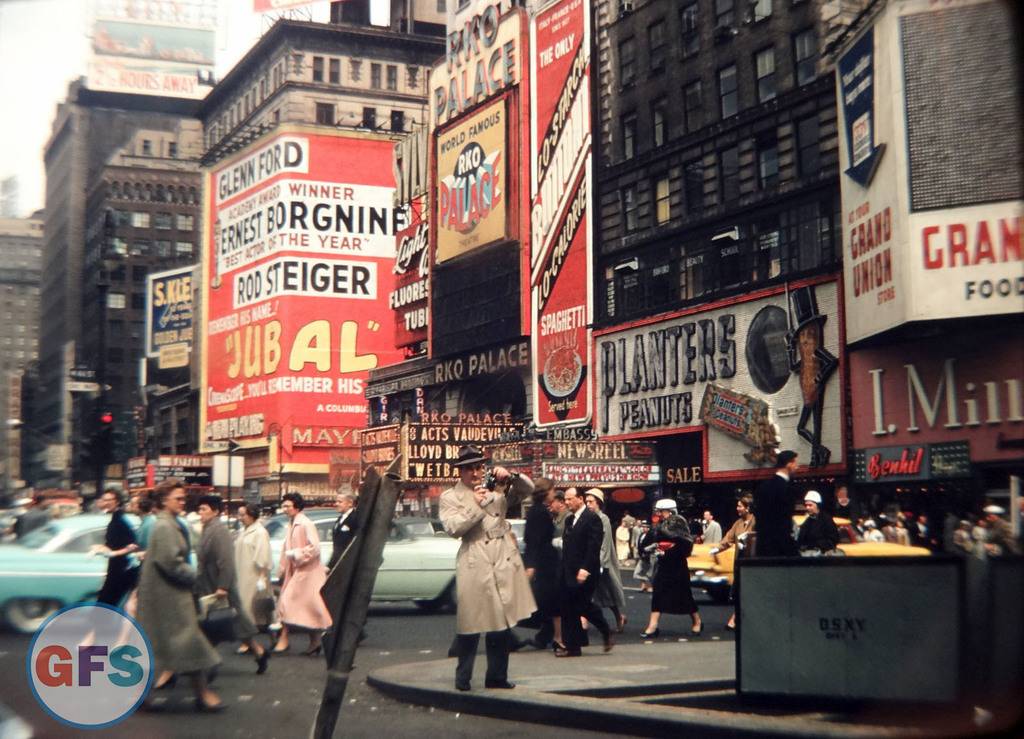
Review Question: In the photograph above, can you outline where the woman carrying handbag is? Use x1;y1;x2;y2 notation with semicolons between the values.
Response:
235;503;275;641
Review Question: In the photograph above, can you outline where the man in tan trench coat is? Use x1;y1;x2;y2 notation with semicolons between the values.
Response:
440;445;536;692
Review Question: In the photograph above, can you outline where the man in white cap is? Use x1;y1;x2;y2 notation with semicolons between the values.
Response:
983;505;1020;555
796;491;838;554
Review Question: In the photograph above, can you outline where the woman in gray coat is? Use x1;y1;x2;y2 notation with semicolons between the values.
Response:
137;481;225;712
584;489;628;632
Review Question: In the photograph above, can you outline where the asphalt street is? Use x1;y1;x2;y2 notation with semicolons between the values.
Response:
0;578;732;739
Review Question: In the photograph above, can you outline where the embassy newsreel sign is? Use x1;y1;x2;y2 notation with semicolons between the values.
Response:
595;281;844;476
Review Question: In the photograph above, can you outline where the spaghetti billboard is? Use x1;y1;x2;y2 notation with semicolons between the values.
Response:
201;128;404;462
530;0;592;427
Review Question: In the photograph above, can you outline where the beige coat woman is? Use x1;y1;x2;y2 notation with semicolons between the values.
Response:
277;512;332;631
235;521;271;626
440;476;536;635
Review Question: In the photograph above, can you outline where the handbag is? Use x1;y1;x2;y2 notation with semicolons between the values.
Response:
252;589;276;625
199;596;238;645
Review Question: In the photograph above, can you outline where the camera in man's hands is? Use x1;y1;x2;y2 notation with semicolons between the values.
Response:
483;470;497;491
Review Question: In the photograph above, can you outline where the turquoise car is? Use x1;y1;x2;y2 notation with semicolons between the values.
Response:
266;510;460;611
0;514;137;634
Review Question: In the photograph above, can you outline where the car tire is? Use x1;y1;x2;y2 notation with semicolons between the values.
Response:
3;598;63;634
413;581;456;613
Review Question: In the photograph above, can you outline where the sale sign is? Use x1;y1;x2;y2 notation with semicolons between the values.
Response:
529;0;592;427
200;128;404;458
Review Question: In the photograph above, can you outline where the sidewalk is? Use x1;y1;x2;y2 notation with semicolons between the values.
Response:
367;641;957;737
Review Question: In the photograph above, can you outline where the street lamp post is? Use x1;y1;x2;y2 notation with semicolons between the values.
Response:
95;210;115;497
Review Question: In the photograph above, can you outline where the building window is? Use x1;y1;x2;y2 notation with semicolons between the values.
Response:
619;38;636;86
154;213;173;230
131;292;146;309
648;21;666;70
684;160;703;215
131;240;150;256
719;146;739;204
154;240;172;257
621;113;637;159
176;214;194;231
797;115;820;176
680;252;706;300
652;99;667;147
437;0;445;10
752;0;771;22
316;102;335;125
715;0;734;28
313;56;324;82
680;3;700;57
141;139;152;156
755;47;776;102
329;58;340;84
654;176;671;225
107;292;126;310
371;63;382;89
386;65;398;91
175;241;193;256
131;212;150;228
684;80;703;133
168;142;177;158
718;65;738;118
621;185;638;232
390;110;405;132
794;29;817;86
362;107;377;129
110;237;127;255
758;137;780;188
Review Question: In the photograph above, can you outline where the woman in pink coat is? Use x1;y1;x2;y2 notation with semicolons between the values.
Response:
273;493;332;655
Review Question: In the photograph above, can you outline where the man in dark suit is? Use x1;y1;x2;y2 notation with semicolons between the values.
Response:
327;493;358;570
752;450;799;557
556;488;612;657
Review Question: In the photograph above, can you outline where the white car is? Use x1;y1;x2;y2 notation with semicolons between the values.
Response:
265;510;460;611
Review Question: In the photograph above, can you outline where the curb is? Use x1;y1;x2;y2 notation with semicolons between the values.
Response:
367;661;923;738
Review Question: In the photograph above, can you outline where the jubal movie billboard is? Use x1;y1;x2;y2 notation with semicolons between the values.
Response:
201;128;404;462
530;0;592;428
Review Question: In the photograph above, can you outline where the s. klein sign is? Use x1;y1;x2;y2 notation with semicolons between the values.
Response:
201;128;405;460
145;264;194;368
530;0;592;429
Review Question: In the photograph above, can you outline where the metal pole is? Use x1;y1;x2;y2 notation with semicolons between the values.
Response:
311;456;402;739
1010;475;1020;538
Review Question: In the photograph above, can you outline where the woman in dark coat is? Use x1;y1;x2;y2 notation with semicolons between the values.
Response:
94;489;139;606
640;499;703;638
522;478;561;649
137;481;225;712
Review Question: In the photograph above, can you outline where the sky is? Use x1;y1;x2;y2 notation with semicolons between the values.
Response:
0;0;390;217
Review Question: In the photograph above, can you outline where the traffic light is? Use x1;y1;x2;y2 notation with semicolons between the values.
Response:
94;410;115;465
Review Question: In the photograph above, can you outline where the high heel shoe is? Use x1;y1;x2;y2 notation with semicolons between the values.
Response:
690;623;704;637
194;697;227;713
725;622;736;632
639;628;660;638
255;648;270;675
272;643;290;654
616;614;628;634
303;643;323;657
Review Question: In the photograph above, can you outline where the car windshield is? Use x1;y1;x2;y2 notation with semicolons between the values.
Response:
18;523;64;549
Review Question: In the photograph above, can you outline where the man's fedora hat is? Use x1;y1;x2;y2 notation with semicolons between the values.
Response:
453;445;487;468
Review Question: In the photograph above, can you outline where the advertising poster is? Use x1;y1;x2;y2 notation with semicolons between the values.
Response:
530;0;592;427
88;11;216;99
145;264;194;369
391;198;429;348
201;128;404;464
595;280;844;477
435;98;507;263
